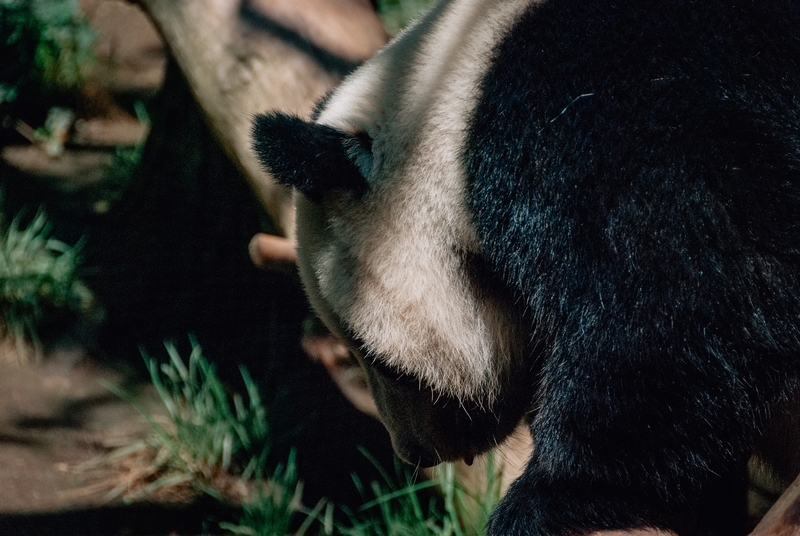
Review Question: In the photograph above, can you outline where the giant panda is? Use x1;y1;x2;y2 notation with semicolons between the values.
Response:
251;0;800;534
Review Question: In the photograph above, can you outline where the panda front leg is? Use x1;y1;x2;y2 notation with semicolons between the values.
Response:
487;338;754;536
489;456;748;536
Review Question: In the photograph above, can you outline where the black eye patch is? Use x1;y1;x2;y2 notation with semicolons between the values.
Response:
343;130;374;178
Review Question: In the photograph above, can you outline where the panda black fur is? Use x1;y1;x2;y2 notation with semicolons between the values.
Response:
252;0;800;534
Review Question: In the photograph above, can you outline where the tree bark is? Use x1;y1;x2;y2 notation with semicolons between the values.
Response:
137;0;387;237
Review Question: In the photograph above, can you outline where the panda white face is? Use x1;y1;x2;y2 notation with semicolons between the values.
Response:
254;0;536;465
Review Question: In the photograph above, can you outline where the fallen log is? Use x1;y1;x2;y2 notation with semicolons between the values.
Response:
136;0;387;237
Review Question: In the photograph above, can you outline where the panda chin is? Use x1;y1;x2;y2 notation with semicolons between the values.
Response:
389;424;490;469
360;350;528;469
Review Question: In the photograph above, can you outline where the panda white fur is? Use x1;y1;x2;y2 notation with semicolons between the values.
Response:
252;0;800;534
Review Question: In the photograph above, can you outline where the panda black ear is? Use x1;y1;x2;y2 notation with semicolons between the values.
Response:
251;112;369;201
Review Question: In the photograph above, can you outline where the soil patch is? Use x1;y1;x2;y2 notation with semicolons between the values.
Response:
0;347;239;535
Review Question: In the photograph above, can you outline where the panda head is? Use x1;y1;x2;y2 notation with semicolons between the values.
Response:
252;0;534;467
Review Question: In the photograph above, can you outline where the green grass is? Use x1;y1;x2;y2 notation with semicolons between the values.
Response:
145;339;272;482
106;339;273;501
219;450;325;536
222;449;503;536
0;207;88;360
335;451;501;536
108;340;317;531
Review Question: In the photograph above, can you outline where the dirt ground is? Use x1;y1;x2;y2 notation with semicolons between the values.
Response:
0;345;242;535
0;350;144;513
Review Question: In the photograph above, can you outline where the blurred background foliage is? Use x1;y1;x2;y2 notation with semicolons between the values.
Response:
375;0;433;34
0;0;96;105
